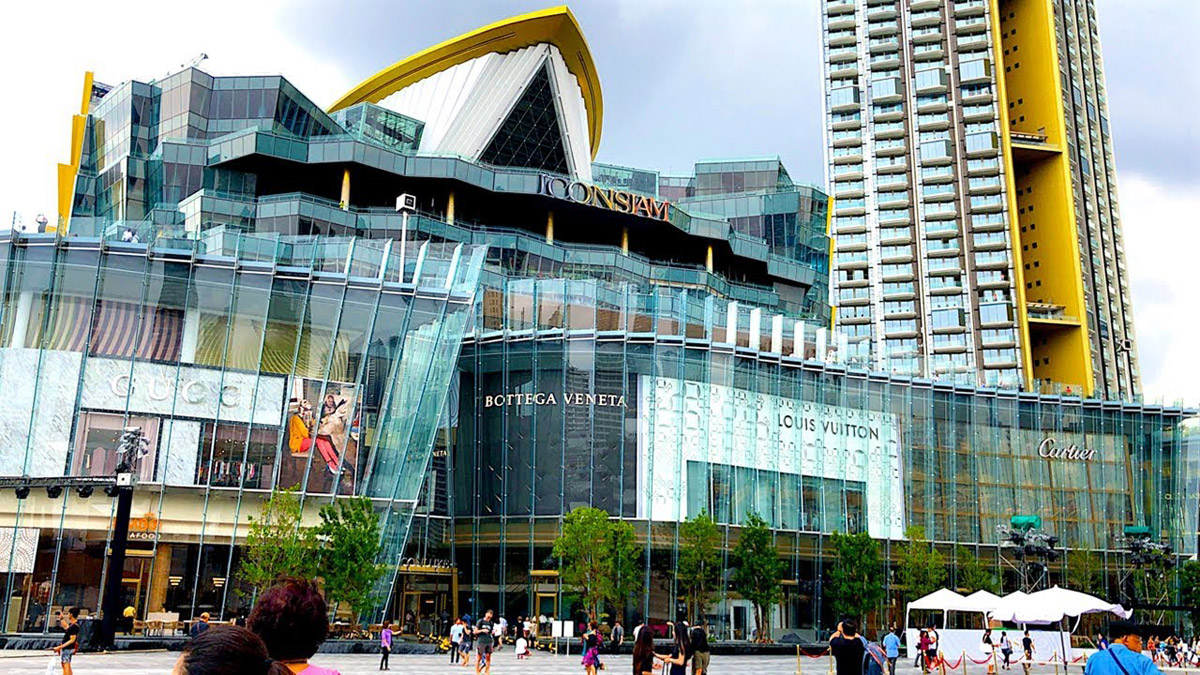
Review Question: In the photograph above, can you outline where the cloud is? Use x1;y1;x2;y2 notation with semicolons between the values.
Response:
1118;172;1200;405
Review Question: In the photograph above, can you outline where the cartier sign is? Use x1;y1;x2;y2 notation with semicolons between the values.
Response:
539;174;672;221
1037;437;1096;461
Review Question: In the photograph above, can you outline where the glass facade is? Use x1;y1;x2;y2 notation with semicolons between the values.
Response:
0;231;485;630
441;276;1196;635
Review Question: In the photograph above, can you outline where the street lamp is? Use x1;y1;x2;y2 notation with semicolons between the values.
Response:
395;193;416;283
97;426;148;650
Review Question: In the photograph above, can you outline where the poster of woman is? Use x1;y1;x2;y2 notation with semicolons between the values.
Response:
283;378;359;493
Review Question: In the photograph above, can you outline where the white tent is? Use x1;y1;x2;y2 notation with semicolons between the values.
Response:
907;588;971;611
987;586;1130;662
964;590;1003;611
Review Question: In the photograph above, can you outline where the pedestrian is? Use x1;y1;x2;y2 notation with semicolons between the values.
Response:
633;621;644;642
1098;633;1109;650
51;607;79;675
450;617;465;664
474;609;496;675
460;616;474;668
247;577;341;675
830;620;867;675
379;620;393;671
927;623;940;671
613;621;626;655
691;625;711;675
1000;631;1013;670
191;612;211;638
983;628;995;674
1083;622;1160;675
172;625;291;675
582;620;605;675
865;638;887;675
633;627;657;675
655;621;692;675
883;627;902;675
516;629;530;660
1021;629;1035;675
917;629;931;673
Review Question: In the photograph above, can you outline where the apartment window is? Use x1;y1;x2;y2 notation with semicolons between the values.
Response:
981;328;1016;345
915;68;948;91
959;58;991;83
979;303;1012;325
835;215;867;228
884;300;916;315
919;129;951;143
920;165;955;180
930;294;962;309
842;324;872;339
835;180;865;194
883;281;916;295
830;86;861;109
839;305;872;319
920;140;953;163
960;83;993;98
885;338;919;356
884;319;918;333
922;183;955;198
832;111;862;124
932;333;967;349
983;348;1018;365
967;157;1000;171
966;132;998;153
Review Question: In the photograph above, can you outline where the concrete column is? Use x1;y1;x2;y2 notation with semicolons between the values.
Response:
180;306;199;364
705;245;714;273
9;291;33;348
446;191;456;225
771;315;783;354
794;321;807;358
546;211;554;244
725;301;738;345
339;169;350;210
748;308;762;351
621;227;629;255
816;327;828;362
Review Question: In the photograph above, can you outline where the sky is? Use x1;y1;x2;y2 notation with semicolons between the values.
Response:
0;0;1195;404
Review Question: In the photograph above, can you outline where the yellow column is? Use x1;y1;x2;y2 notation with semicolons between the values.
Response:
339;169;351;210
446;191;456;225
621;227;629;255
147;543;172;613
706;244;714;272
546;211;554;244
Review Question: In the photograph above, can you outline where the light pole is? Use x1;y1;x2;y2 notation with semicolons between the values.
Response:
997;515;1059;592
97;426;148;650
395;193;416;282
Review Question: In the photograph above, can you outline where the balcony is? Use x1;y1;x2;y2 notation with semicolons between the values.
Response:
828;13;857;30
828;46;859;62
878;191;910;209
911;10;942;27
913;43;945;61
880;227;913;245
912;26;944;43
954;0;988;17
875;138;907;156
826;0;856;16
869;36;901;54
874;120;906;139
1026;302;1080;325
867;5;898;21
868;20;899;37
955;15;988;34
828;30;859;47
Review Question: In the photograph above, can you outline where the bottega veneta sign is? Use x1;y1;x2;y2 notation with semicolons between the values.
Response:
484;391;627;408
1037;437;1096;461
539;174;672;222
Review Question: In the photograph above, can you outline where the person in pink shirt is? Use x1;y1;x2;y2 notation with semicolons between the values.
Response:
248;577;342;675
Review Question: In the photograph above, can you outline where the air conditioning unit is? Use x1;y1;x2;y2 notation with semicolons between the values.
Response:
395;193;417;213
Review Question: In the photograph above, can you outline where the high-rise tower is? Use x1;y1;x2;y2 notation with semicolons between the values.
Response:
821;0;1140;399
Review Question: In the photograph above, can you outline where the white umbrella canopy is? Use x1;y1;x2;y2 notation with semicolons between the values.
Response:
988;586;1128;624
964;590;1004;612
908;588;970;611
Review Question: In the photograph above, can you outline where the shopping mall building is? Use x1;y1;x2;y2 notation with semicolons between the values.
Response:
0;7;1195;639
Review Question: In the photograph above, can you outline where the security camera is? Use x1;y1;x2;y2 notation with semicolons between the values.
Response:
395;193;417;213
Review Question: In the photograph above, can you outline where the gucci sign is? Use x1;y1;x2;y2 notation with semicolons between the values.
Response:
110;374;241;408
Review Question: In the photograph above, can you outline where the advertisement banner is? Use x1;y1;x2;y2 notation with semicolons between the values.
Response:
637;375;905;539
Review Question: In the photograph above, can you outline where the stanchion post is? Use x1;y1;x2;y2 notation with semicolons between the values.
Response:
1053;651;1059;675
829;647;835;675
962;651;967;675
796;645;801;675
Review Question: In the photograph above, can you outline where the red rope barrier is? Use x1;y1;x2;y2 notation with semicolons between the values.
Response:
967;656;994;664
1071;655;1087;664
942;655;963;669
801;648;831;658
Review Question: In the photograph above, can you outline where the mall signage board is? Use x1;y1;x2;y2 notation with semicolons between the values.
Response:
1037;437;1096;461
539;174;672;222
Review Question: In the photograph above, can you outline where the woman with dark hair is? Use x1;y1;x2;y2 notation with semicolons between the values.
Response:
379;620;393;671
581;620;604;675
690;626;711;675
655;622;691;675
172;625;291;675
247;578;340;675
632;627;657;675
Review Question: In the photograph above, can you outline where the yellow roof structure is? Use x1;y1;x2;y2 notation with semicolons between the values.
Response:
329;5;603;159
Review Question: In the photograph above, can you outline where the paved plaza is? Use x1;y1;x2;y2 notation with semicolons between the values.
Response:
0;650;1102;675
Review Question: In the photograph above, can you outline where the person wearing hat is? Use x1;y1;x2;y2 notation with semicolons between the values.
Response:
191;612;211;638
1083;622;1162;675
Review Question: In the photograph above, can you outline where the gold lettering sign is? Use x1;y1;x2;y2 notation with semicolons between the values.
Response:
540;175;672;222
1037;437;1096;461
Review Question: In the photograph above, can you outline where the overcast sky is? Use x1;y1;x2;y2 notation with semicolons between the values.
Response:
0;0;1195;404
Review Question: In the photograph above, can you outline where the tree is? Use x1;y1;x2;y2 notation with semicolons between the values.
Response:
678;511;724;624
957;545;1000;594
1179;561;1200;632
316;496;386;621
1065;550;1105;596
608;519;642;621
827;531;884;626
896;526;946;601
552;506;617;621
238;488;316;595
731;512;786;643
